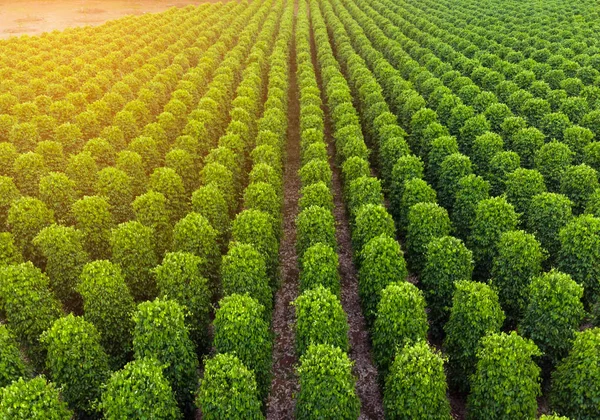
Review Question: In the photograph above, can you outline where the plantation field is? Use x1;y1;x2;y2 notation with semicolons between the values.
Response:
0;0;599;418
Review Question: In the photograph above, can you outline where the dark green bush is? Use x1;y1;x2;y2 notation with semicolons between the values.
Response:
540;112;571;140
520;270;584;365
33;224;89;309
560;164;599;214
0;377;72;419
153;251;211;352
352;203;395;255
133;191;172;258
584;141;600;173
558;214;600;305
467;332;541;420
231;209;279;284
384;341;451;420
7;196;54;265
505;168;547;217
390;155;424;213
551;328;600;419
472;132;503;176
527;193;573;262
0;262;62;363
299;243;340;296
111;221;158;301
487;151;520;195
426;135;458;185
101;358;181;419
469;197;519;279
213;294;272;400
491;230;545;323
293;285;349;356
444;280;505;392
197;353;264;420
296;344;360;420
0;324;27;388
41;314;111;415
406;202;451;273
133;298;198;411
78;260;135;368
72;195;113;260
452;174;490;241
221;243;272;318
373;281;428;378
347;176;384;220
299;182;334;212
398;178;437;234
437;153;473;210
421;236;473;335
564;125;594;164
512;127;546;168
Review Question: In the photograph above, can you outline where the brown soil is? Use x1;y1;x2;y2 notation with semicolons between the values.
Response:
310;16;384;420
0;0;215;39
266;7;301;418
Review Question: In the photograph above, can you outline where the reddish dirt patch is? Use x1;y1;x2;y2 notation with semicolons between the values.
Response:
0;0;215;39
266;11;301;419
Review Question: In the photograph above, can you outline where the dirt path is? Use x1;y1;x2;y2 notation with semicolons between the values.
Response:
265;6;301;418
309;16;384;420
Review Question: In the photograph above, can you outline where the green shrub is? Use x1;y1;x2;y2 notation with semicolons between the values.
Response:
533;140;572;192
299;159;331;189
512;127;546;168
584;141;600;173
347;176;384;220
444;280;505;392
426;135;458;185
0;175;20;229
296;206;336;260
149;167;188;223
341;156;370;186
421;236;473;335
95;167;133;224
487;151;520;195
505;168;547;217
0;262;62;363
133;299;198;410
197;353;264;420
467;332;541;420
560;164;599;214
0;377;72;419
191;184;229;243
296;344;360;420
406;202;451;273
231;209;279;284
491;230;545;323
213;294;272;400
551;328;600;419
293;285;348;356
527;193;573;262
563;125;594;164
38;172;77;224
437;153;473;210
13;152;47;197
221;243;272;317
299;243;340;295
299;182;334;212
116;150;146;197
153;252;211;352
72;195;113;260
101;358;181;419
302;142;328;166
41;314;110;415
520;270;584;365
172;212;219;282
469;197;519;279
166;148;199;195
0;232;21;266
384;341;451;420
398;178;437;234
66;151;98;197
7;196;54;265
0;142;18;176
452;174;490;241
539;415;570;420
33;225;88;309
111;221;158;301
35;141;65;172
472;132;503;176
540;112;571;140
558;214;600;305
358;234;408;323
459;114;490;156
133;191;172;258
78;260;135;368
373;282;428;378
390;155;424;213
0;324;27;388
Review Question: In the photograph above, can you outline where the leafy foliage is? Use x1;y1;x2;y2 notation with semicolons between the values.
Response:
0;377;72;420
